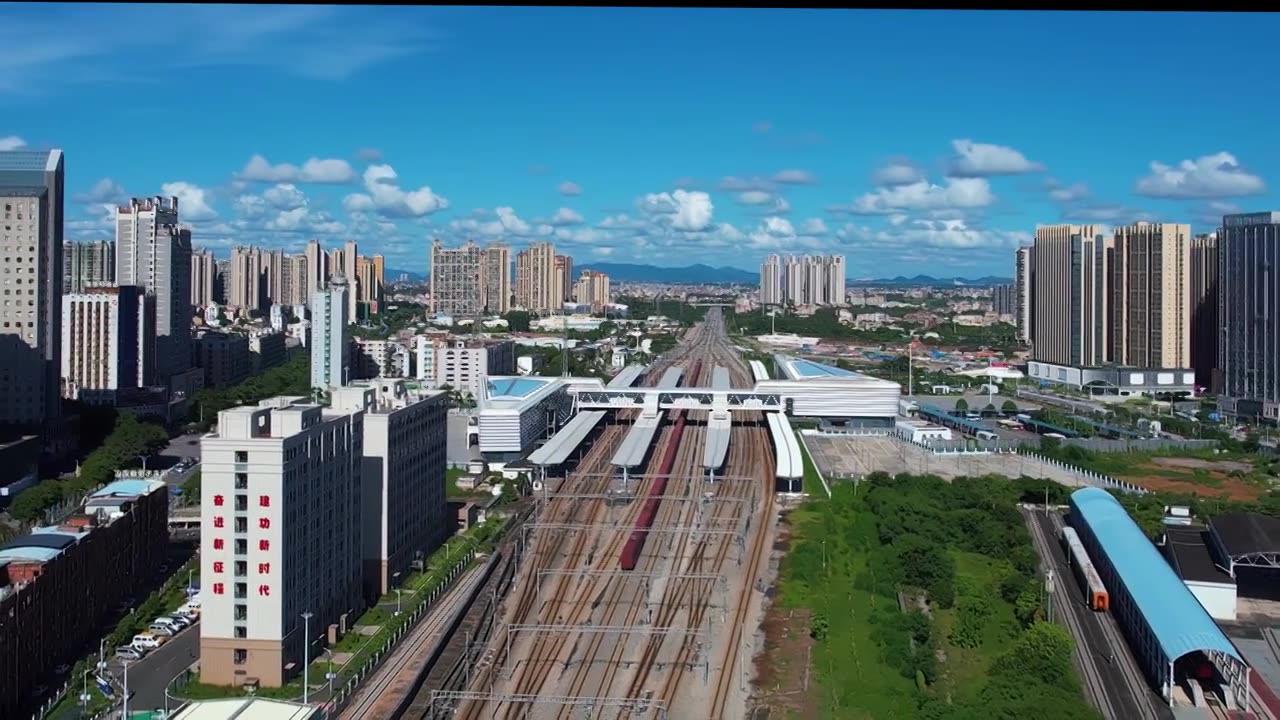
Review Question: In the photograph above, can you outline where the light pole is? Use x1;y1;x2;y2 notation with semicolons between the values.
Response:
80;669;92;716
394;588;403;617
324;648;335;696
122;660;131;718
187;569;195;596
301;611;314;704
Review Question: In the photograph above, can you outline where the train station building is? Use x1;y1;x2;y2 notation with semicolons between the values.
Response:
1068;487;1250;710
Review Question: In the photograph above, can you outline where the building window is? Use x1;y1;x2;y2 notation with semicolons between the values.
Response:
235;517;248;533
234;604;248;621
235;473;248;490
234;583;247;599
235;539;248;556
233;649;247;665
235;451;248;463
235;561;247;577
234;626;247;639
235;494;248;512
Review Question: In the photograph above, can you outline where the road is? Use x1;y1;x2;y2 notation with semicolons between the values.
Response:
1021;506;1170;720
113;622;200;712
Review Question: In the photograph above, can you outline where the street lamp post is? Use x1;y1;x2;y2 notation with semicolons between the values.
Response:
187;569;195;596
394;588;403;617
122;660;131;718
301;611;314;704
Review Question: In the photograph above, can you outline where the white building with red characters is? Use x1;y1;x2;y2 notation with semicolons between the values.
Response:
198;395;365;687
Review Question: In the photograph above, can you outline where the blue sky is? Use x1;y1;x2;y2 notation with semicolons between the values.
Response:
2;6;1276;278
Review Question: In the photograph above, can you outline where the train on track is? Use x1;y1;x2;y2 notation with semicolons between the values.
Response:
1060;526;1110;611
619;360;701;571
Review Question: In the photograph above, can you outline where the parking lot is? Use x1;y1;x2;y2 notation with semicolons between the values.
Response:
802;433;1097;487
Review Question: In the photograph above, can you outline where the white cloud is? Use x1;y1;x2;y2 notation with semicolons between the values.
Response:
800;218;828;235
558;181;582;196
718;176;774;192
947;139;1044;177
74;177;127;204
846;177;995;215
837;218;1029;250
160;181;217;221
773;169;817;185
262;183;307;210
1045;179;1089;202
343;164;448;218
0;135;28;151
593;246;615;257
448;207;549;238
549;207;584;226
639;189;714;232
239;154;358;184
736;190;773;206
1135;152;1266;199
872;160;924;187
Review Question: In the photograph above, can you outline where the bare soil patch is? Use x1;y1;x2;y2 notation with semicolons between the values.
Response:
750;511;821;720
1149;457;1254;473
1129;462;1266;502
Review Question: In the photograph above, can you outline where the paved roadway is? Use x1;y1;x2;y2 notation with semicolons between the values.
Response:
112;622;200;712
1021;506;1171;720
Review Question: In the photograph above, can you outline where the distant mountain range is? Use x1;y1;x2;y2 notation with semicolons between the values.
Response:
848;274;1014;287
576;263;758;285
391;263;1011;287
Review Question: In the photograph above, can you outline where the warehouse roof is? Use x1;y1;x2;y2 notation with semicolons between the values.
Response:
1210;512;1280;559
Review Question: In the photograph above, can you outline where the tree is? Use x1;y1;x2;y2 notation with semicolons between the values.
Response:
503;310;531;332
809;611;829;641
954;398;969;412
1002;399;1018;413
991;621;1076;690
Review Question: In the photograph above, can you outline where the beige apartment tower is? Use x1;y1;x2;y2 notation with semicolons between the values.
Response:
554;255;574;305
1030;224;1111;367
429;240;484;318
191;249;217;307
516;242;559;314
1110;222;1192;369
482;244;512;314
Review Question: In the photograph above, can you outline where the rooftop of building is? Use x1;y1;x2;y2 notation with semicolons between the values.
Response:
0;148;62;173
1070;487;1242;665
1209;512;1280;561
773;355;901;389
1164;525;1235;586
169;697;319;720
481;376;563;413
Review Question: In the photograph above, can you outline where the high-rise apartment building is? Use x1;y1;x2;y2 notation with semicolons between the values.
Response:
191;249;218;307
1219;212;1280;419
215;259;230;305
554;255;574;305
0;149;64;427
760;255;783;306
429;240;483;318
260;249;285;309
115;196;192;380
482;244;511;314
228;246;263;312
356;255;385;313
1015;245;1035;343
1030;224;1109;366
64;240;115;294
331;380;448;600
760;255;845;307
516;242;559;313
310;277;351;390
1110;222;1191;369
305;240;329;296
282;253;309;307
574;270;611;311
992;284;1015;316
1189;233;1219;391
199;396;365;687
60;286;156;402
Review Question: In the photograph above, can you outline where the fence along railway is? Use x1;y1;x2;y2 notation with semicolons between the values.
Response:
426;308;775;720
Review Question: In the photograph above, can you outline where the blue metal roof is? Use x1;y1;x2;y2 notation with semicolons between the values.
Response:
789;358;860;379
917;404;988;434
1070;487;1243;664
92;479;157;498
486;377;549;398
0;546;64;563
2;532;77;551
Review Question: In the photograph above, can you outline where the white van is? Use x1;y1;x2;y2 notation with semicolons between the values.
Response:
976;430;998;441
148;623;176;637
155;615;189;631
132;633;164;649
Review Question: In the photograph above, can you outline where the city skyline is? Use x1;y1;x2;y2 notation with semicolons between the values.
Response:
2;7;1277;276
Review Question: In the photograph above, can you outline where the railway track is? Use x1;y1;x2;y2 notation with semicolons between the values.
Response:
450;308;775;720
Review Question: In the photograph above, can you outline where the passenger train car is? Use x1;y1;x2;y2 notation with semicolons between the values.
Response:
1061;526;1110;611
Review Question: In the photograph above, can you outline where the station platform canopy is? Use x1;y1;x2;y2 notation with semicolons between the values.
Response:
527;410;606;467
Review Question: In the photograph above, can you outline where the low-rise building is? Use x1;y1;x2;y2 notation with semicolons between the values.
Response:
248;331;287;373
0;477;168;719
195;331;252;388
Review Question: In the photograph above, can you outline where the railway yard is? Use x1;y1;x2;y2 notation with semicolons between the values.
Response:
429;308;778;719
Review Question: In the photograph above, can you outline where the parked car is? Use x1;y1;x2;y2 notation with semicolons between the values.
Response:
131;633;164;649
175;605;200;620
148;623;176;637
158;615;190;630
116;646;146;661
